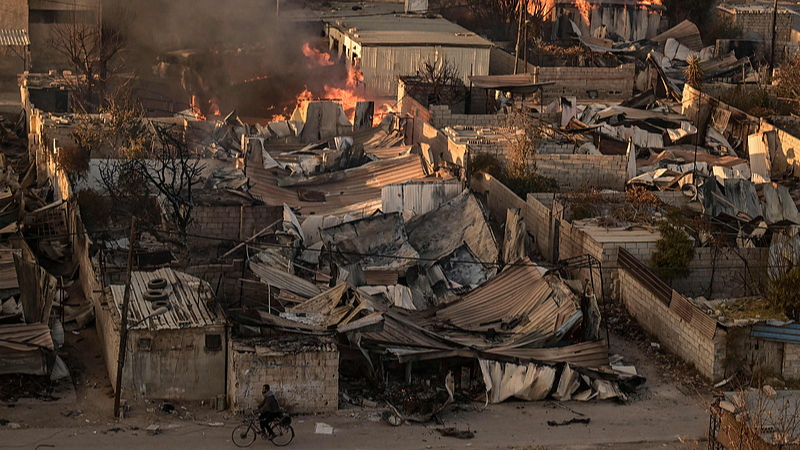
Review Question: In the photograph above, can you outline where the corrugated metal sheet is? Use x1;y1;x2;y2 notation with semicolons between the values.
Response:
0;247;20;290
670;291;694;323
109;268;223;331
0;323;53;351
0;29;29;46
618;248;672;305
250;262;322;299
406;190;498;267
328;15;493;47
752;323;800;344
436;259;581;349
748;132;771;184
762;183;800;225
363;308;453;350
651;20;702;51
438;261;553;330
362;46;491;96
381;179;464;217
248;153;427;219
488;340;609;368
0;323;54;376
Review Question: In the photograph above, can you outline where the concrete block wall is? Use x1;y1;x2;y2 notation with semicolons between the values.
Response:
536;154;628;190
671;247;768;299
619;268;727;381
469;173;526;221
228;345;339;414
526;193;554;260
602;239;660;299
538;65;635;101
783;344;800;380
718;8;793;43
189;205;282;248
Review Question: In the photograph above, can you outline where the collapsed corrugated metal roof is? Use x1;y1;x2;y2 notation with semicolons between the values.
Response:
320;212;420;272
0;323;53;376
248;153;428;218
406;190;498;268
651;20;703;52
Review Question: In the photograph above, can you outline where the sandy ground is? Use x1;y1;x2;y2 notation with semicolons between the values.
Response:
0;324;710;450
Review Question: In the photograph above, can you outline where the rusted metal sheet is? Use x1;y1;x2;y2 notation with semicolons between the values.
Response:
669;291;694;324
618;248;672;306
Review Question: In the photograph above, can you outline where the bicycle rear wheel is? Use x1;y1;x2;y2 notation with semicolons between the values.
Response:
232;424;257;447
269;423;294;447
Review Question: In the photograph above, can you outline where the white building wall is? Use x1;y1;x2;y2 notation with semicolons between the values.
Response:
362;46;490;96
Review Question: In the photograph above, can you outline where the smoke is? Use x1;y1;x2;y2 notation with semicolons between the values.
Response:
104;0;350;118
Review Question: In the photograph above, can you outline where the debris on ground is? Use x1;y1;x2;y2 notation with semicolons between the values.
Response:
314;422;334;435
547;417;591;427
437;427;475;439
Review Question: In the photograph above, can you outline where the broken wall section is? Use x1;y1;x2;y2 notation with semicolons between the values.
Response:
227;338;339;414
617;247;726;381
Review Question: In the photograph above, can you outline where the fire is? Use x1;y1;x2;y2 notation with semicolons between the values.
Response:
322;65;364;122
191;95;206;121
209;98;221;116
302;43;334;68
574;0;592;26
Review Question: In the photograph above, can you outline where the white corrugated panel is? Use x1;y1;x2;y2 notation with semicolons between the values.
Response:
362;46;491;96
748;132;771;184
0;29;29;46
382;180;465;217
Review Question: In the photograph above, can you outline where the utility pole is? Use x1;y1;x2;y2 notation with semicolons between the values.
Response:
769;0;779;80
113;216;138;419
514;0;524;74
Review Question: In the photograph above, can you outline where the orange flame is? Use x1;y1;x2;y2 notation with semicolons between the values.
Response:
191;95;206;121
302;43;334;68
574;0;592;26
322;65;365;122
209;98;221;117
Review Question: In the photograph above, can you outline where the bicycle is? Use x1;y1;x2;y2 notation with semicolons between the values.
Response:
231;412;294;447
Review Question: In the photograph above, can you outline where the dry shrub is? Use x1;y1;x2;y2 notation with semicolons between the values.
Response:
650;209;695;283
56;144;90;178
767;269;800;321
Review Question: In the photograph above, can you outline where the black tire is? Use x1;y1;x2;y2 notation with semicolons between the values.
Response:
147;278;168;290
232;424;257;447
270;423;294;447
143;290;168;301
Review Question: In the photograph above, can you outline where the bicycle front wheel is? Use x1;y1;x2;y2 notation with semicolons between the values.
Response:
270;423;294;447
232;424;257;447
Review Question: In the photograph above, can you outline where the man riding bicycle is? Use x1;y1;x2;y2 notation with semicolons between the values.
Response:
257;384;282;439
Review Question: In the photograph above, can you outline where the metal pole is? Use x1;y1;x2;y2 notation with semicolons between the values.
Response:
769;0;779;80
276;0;280;17
514;0;524;75
113;216;138;419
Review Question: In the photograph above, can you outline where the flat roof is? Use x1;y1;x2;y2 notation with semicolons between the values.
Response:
109;268;223;331
326;14;494;48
